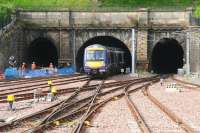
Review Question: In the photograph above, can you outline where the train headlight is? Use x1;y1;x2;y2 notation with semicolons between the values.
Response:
99;69;106;72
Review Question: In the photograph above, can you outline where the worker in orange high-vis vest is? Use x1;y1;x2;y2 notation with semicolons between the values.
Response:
49;62;54;68
31;62;37;70
21;62;26;70
21;62;26;77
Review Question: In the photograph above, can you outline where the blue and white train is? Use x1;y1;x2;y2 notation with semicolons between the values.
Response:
84;44;126;76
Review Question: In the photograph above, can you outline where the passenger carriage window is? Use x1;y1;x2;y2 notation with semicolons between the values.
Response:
116;52;119;64
122;53;124;63
119;53;122;63
110;52;114;63
107;52;111;64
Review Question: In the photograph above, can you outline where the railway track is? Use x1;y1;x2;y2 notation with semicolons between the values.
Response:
72;74;196;133
121;75;196;133
0;73;83;88
0;76;89;97
0;73;82;84
76;78;159;133
171;76;200;91
0;75;159;132
0;76;156;103
124;84;151;133
2;74;195;133
142;86;195;133
0;76;89;102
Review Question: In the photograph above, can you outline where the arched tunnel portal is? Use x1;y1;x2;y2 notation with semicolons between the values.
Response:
151;38;184;74
76;36;132;72
26;38;58;67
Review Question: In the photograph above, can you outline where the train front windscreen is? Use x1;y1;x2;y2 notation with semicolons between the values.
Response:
86;50;105;61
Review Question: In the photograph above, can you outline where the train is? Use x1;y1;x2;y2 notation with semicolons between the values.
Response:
83;44;127;77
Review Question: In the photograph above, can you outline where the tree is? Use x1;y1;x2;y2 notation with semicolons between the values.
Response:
195;6;200;18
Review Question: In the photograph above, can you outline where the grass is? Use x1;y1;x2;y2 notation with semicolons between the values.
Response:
0;0;197;11
0;0;200;26
101;0;194;8
0;0;92;10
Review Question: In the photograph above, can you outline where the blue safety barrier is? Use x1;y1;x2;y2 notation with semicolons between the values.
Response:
25;69;50;78
4;66;76;79
4;67;19;79
58;66;76;75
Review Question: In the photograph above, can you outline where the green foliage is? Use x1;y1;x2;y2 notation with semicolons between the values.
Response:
195;6;200;18
0;0;92;10
0;0;196;18
0;0;194;11
0;0;92;24
101;0;193;8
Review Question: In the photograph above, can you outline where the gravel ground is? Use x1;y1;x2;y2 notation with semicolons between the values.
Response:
129;89;185;133
174;74;200;85
0;80;87;101
83;79;153;133
2;74;195;133
0;93;73;120
0;79;88;133
0;74;136;132
149;79;200;133
0;75;87;91
85;98;141;133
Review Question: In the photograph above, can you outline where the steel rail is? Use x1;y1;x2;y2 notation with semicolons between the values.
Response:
0;74;84;87
171;76;200;91
124;87;151;133
73;81;158;133
0;77;89;98
0;76;158;132
0;76;152;103
0;73;82;84
143;86;195;133
72;80;104;133
71;77;159;133
0;76;88;93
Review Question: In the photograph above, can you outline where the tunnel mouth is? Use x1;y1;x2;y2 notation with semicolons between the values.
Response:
26;38;58;67
76;36;131;72
151;38;184;74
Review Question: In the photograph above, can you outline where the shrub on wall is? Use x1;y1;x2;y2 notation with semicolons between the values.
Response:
195;6;200;18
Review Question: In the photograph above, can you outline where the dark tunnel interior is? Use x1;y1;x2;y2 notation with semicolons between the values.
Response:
76;36;132;72
26;38;58;67
151;38;184;74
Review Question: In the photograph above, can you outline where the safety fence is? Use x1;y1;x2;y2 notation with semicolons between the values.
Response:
4;66;76;79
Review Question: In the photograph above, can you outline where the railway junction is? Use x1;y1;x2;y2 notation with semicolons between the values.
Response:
0;2;200;133
0;74;199;133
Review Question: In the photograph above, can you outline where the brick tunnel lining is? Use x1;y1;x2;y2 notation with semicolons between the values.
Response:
151;38;184;74
76;36;132;72
26;38;58;67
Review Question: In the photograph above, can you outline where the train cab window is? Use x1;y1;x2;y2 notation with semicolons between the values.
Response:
96;50;104;61
86;51;95;61
86;50;104;61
